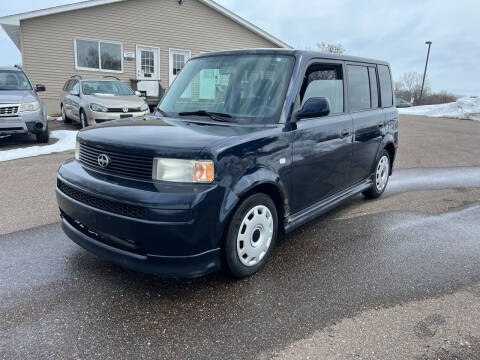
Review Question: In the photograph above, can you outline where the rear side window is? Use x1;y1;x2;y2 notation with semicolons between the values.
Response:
346;65;370;112
378;65;393;107
300;63;344;114
368;67;379;108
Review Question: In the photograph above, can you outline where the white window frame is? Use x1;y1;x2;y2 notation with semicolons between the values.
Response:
74;37;124;73
169;48;192;86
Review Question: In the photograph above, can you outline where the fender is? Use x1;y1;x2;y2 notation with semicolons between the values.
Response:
216;167;290;238
372;134;396;176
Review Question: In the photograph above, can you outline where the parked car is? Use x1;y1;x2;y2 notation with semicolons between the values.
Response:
395;98;412;108
0;65;49;143
56;49;398;278
60;76;150;128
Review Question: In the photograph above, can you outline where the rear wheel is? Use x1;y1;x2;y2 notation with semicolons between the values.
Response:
80;110;88;128
362;149;390;199
224;193;278;278
61;105;72;124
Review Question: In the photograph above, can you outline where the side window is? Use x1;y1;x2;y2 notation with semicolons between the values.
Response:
368;67;379;108
300;63;344;115
378;65;393;107
71;81;79;93
346;65;370;112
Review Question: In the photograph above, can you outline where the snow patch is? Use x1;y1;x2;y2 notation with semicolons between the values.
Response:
398;97;480;121
0;130;77;162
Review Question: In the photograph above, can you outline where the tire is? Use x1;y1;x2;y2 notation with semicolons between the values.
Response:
61;105;72;124
36;123;49;143
223;193;278;278
362;149;391;199
80;110;88;128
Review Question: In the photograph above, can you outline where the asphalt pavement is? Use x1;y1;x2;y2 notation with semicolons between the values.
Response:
1;115;480;359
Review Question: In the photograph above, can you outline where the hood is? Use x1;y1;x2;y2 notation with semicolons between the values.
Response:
0;90;36;104
84;94;145;108
78;116;267;158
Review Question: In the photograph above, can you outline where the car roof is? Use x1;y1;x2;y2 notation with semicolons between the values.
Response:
0;66;23;71
192;48;390;66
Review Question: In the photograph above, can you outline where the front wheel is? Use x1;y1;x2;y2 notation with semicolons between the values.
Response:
80;110;89;128
224;193;278;278
35;123;49;143
362;150;390;199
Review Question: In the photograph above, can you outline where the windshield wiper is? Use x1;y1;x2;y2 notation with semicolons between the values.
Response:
178;110;232;122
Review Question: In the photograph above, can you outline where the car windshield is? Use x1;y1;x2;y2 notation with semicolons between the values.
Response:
0;70;32;91
158;54;295;124
82;81;134;96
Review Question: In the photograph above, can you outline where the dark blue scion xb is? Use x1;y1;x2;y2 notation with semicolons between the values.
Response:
56;49;398;278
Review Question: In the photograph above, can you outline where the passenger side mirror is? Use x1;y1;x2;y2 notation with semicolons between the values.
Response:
35;84;46;92
293;97;331;122
70;89;80;96
135;90;142;97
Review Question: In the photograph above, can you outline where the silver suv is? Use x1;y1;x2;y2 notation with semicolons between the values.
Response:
60;76;150;128
0;66;49;143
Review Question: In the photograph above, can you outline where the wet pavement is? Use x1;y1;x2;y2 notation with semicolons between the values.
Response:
1;167;480;359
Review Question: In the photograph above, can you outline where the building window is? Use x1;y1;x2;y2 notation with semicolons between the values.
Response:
75;38;123;72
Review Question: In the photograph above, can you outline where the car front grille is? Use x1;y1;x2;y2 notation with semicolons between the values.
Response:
108;107;141;113
79;143;153;180
57;179;147;219
0;105;19;116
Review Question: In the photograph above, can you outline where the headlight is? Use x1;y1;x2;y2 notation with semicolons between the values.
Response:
152;158;214;183
140;102;149;112
19;101;40;112
89;103;108;112
75;140;80;160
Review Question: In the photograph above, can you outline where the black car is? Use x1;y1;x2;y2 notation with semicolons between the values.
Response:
56;49;398;278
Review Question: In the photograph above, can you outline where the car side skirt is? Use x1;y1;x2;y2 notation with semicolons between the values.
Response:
284;178;372;233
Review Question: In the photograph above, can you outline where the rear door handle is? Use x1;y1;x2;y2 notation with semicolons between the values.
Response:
340;128;351;137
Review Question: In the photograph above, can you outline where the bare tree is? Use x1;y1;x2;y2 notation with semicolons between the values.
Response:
316;42;346;54
396;71;431;104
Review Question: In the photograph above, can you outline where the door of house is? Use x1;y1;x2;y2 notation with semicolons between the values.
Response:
169;49;191;86
136;45;160;97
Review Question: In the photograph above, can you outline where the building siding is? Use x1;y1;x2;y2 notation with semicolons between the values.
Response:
19;0;280;114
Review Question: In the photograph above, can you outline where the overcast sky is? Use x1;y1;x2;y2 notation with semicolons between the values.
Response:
1;0;479;95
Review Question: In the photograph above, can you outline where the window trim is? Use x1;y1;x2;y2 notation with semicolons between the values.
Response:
74;37;124;73
168;48;192;86
368;65;380;109
295;59;347;120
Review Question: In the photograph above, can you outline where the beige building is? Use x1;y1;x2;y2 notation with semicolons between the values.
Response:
0;0;289;113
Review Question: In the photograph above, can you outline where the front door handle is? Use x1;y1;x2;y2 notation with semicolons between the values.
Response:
340;128;352;137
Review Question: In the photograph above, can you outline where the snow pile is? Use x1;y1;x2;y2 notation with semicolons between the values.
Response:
398;96;480;121
0;130;77;162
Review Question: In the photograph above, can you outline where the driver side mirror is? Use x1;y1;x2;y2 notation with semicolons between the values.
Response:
35;84;46;92
293;97;331;122
70;89;79;96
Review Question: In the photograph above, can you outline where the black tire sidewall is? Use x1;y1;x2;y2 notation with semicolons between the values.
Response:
36;123;49;143
80;110;88;128
224;193;278;278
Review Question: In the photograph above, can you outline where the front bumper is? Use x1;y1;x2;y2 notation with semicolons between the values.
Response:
56;159;225;278
87;109;150;124
0;108;46;135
